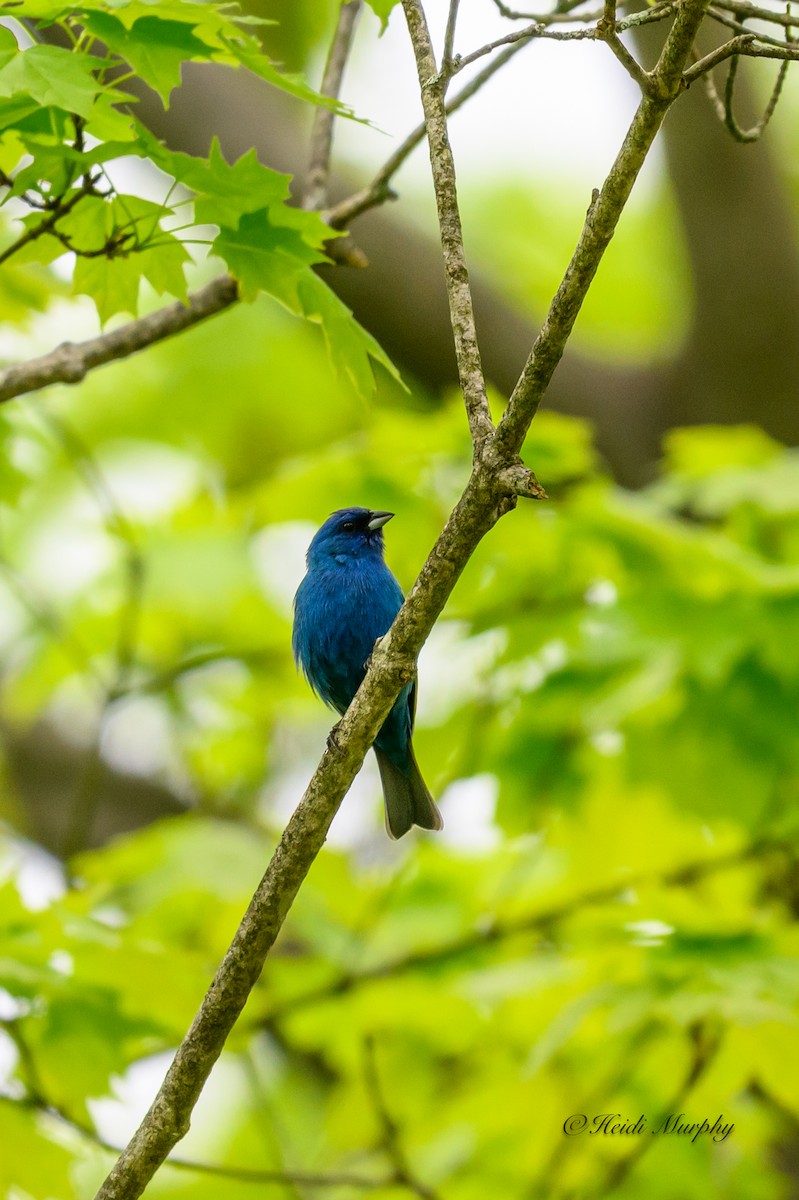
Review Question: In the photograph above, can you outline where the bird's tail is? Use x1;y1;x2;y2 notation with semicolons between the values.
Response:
374;746;443;840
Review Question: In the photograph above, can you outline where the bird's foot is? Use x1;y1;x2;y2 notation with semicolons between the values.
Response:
326;721;343;753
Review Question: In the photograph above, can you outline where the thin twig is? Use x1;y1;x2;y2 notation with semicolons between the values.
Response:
602;32;655;88
539;1021;661;1188
451;21;597;77
303;1;362;212
706;4;795;46
364;1037;441;1200
135;648;277;695
0;557;104;687
729;37;799;57
492;0;711;460
267;838;776;1022
442;0;461;73
719;3;794;143
724;45;790;140
0;181;96;267
327;37;532;229
492;0;596;18
617;1;677;30
713;0;799;29
401;0;494;450
596;0;656;91
684;31;756;80
0;1091;385;1190
42;414;144;695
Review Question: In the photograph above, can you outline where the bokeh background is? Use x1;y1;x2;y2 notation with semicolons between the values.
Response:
2;1;799;1197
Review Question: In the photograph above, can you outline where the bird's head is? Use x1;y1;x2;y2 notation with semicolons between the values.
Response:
307;507;394;566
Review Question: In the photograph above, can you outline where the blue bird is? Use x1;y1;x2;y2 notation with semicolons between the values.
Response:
292;507;443;839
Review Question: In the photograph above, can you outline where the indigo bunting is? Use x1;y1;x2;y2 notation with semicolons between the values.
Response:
292;508;443;839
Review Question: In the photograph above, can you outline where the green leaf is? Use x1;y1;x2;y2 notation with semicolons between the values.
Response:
73;251;141;323
84;91;138;142
213;208;399;397
297;271;403;398
364;0;400;29
143;133;290;228
82;12;216;105
0;44;100;118
212;206;327;304
0;23;18;69
137;234;191;299
56;194;113;253
229;44;359;118
0;94;42;133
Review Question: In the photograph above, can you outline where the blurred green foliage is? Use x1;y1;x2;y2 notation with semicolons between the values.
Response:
460;182;692;362
0;284;798;1197
0;2;797;1198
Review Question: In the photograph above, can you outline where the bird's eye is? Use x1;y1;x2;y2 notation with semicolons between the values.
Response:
342;520;355;531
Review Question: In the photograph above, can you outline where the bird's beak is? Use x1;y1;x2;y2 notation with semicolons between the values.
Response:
367;510;394;530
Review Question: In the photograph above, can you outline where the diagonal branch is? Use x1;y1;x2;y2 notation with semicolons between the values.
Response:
0;1093;384;1190
492;0;710;461
595;1022;722;1195
326;36;533;229
684;31;756;81
597;0;656;93
93;466;518;1200
401;0;494;451
89;3;717;1196
0;275;238;407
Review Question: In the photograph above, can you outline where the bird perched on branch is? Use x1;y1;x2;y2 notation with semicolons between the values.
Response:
292;507;443;839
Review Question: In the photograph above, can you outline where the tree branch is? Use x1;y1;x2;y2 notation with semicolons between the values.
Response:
0;275;238;407
597;0;656;93
683;31;756;81
0;1093;384;1190
492;0;710;460
266;837;775;1022
492;0;596;19
303;1;362;213
713;0;799;31
401;0;494;450
442;0;461;75
32;411;146;855
706;4;797;47
721;42;790;141
326;37;533;230
93;463;521;1200
88;1;717;1194
450;21;596;76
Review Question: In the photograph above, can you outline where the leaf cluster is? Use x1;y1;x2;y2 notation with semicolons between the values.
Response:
0;0;392;397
